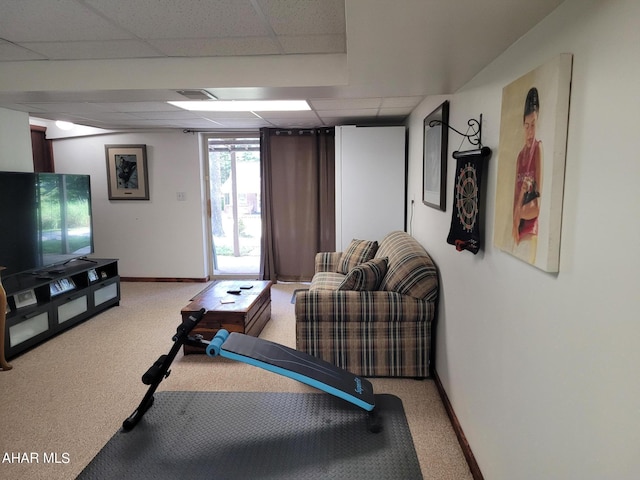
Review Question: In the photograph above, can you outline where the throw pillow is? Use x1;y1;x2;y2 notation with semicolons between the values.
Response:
338;257;388;291
337;239;379;274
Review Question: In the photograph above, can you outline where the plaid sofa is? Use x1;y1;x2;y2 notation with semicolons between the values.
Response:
295;231;439;378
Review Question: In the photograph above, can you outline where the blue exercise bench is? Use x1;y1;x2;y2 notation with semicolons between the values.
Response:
123;309;380;433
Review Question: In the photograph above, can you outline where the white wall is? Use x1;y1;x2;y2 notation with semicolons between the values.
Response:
53;131;208;279
406;1;640;479
0;107;33;172
335;125;406;250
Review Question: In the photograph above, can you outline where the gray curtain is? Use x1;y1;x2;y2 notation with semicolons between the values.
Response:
260;128;335;282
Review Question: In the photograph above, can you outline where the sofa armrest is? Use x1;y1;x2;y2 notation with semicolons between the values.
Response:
295;289;434;324
314;252;343;273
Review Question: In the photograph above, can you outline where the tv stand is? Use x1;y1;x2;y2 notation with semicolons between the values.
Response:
2;259;120;359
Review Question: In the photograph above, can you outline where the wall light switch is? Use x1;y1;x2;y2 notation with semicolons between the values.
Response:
177;192;186;201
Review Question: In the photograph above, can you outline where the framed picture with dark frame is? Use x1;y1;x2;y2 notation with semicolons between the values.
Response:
105;144;149;200
422;100;450;210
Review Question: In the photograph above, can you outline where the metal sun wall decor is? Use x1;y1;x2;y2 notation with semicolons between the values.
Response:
493;54;573;272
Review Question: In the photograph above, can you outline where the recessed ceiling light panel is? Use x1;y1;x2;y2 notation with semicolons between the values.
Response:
168;100;310;112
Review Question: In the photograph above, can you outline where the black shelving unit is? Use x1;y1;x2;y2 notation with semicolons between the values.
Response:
3;258;120;359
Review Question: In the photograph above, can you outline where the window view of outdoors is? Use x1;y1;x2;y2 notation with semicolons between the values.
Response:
208;137;261;275
38;173;93;256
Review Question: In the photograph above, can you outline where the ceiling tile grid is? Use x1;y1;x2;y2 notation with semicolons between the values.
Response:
0;39;44;61
84;0;270;40
19;40;163;61
0;0;133;42
148;37;281;57
0;0;564;130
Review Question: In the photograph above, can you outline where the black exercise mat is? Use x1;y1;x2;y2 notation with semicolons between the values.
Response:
79;392;422;480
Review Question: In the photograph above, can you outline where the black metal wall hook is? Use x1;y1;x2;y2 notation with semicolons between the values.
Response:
429;114;484;147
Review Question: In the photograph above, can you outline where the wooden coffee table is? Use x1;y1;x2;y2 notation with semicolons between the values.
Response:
181;280;272;354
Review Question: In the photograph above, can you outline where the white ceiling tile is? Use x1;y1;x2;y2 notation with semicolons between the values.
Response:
129;110;202;120
184;119;226;128
212;119;270;128
21;40;163;60
381;96;425;108
378;107;413;116
196;111;264;120
278;34;345;54
317;108;379;118
149;37;280;57
257;110;319;120
0;90;179;104
0;0;133;42
310;98;381;110
0;40;46;61
132;117;223;128
93;102;183;113
85;0;269;39
32;113;114;127
71;111;142;121
258;0;345;35
316;117;345;126
98;118;177;127
21;102;112;114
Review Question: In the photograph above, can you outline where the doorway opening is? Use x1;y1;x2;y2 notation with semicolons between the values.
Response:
207;135;261;277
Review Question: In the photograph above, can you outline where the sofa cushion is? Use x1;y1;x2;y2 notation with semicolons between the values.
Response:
314;251;343;273
376;231;439;301
337;239;378;274
309;271;345;291
337;257;388;291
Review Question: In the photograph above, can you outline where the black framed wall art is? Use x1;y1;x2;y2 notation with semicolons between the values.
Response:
105;144;149;200
422;101;449;210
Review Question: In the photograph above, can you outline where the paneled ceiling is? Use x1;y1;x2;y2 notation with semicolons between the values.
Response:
0;0;565;131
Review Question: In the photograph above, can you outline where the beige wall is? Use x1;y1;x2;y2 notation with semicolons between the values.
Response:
406;0;640;478
52;131;208;279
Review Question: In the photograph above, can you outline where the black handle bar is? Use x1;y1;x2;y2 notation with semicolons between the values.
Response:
123;308;206;431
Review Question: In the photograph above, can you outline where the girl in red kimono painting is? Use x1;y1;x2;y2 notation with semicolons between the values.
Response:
512;87;542;263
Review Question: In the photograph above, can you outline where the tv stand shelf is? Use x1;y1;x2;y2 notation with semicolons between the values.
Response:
2;258;120;359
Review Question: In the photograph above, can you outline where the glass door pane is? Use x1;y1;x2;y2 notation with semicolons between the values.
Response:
208;136;261;276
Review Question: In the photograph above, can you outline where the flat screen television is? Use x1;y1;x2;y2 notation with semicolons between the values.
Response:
0;171;94;279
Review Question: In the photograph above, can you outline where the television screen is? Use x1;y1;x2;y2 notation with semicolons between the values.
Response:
0;172;40;277
0;172;94;279
38;173;94;268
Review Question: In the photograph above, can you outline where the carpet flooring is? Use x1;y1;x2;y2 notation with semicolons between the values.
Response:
0;281;472;480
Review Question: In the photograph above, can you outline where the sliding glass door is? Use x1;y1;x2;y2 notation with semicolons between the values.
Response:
206;134;261;277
